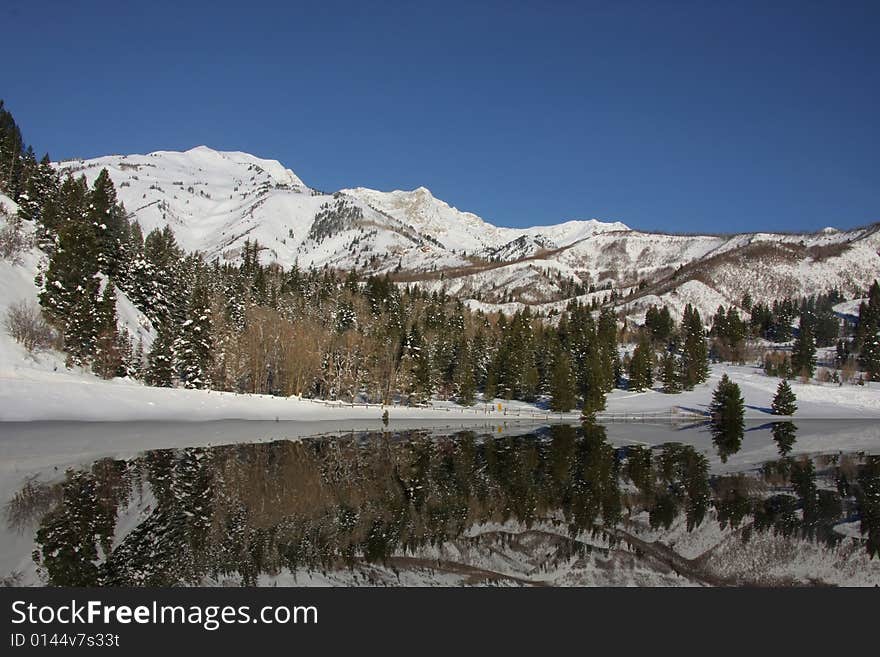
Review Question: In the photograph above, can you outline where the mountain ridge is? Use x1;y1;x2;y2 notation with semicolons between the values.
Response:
55;146;880;322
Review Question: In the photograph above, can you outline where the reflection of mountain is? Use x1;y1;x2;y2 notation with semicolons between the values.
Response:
13;427;880;587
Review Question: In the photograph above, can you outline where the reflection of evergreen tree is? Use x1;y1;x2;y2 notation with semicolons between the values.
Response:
713;475;752;530
771;421;797;456
854;456;880;559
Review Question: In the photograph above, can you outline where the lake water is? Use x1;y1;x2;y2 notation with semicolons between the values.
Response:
2;419;879;586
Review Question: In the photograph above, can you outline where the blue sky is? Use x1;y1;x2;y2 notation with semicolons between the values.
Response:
2;0;878;233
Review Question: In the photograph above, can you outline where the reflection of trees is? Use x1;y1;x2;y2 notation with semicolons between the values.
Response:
711;425;742;463
22;429;880;586
854;456;880;559
771;422;798;456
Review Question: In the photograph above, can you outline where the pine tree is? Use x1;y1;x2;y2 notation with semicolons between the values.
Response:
857;282;880;381
856;280;880;346
453;340;476;406
404;325;432;404
92;283;121;379
131;336;146;379
146;323;175;387
139;225;185;326
628;336;654;392
89;169;127;279
771;379;797;416
596;308;619;392
680;304;709;389
18;154;59;227
549;349;576;412
660;350;681;394
38;176;97;325
0;100;26;200
709;374;745;463
791;313;817;379
175;282;214;389
581;348;607;416
861;327;880;382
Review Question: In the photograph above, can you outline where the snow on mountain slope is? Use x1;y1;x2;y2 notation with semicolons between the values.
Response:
342;185;630;255
342;186;518;253
57;148;474;274
53;146;880;324
521;218;630;248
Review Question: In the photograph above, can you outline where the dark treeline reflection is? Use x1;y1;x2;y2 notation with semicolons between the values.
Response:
9;425;879;586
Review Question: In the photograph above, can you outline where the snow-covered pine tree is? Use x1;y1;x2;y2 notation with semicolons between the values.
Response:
146;322;175;387
89;169;128;280
175;281;214;389
38;175;103;365
92;283;121;379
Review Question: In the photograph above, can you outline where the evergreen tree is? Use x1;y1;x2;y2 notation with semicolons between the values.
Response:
596;308;619;392
861;328;880;382
709;374;745;463
660;350;681;394
628;336;654;392
549;349;576;412
580;348;607;416
404;326;432;404
0;100;26;200
771;379;797;416
92;283;121;379
89;169;127;279
38;176;98;332
146;323;175;387
453;339;476;406
19;154;59;228
791;314;817;379
680;304;709;389
175;282;214;389
857;282;880;381
139;225;185;326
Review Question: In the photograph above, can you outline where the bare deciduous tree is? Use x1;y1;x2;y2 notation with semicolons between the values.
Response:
4;300;55;353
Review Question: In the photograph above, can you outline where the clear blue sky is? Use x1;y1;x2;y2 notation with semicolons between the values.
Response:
2;0;878;233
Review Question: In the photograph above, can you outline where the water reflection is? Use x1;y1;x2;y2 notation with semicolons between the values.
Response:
6;424;880;586
771;422;798;456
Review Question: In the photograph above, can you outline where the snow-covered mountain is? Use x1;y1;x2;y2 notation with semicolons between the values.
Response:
56;146;880;322
57;147;469;274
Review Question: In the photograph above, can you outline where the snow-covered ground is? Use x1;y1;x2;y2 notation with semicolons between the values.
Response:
605;363;880;420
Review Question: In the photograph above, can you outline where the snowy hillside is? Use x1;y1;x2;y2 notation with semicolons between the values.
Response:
0;195;154;386
54;146;880;323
